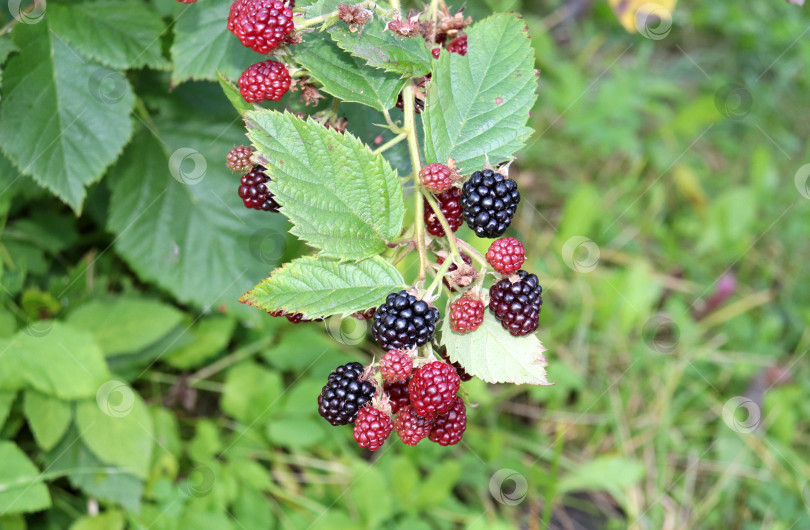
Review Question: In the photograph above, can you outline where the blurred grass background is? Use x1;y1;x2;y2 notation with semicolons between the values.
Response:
2;0;810;528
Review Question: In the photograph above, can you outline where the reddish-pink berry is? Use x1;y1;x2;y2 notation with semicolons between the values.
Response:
432;48;441;59
429;397;466;446
353;407;394;451
379;351;413;383
408;362;460;418
420;163;455;194
449;296;485;334
425;188;463;237
226;146;253;172
486;237;525;275
228;0;294;54
238;60;291;103
447;35;468;56
394;405;434;446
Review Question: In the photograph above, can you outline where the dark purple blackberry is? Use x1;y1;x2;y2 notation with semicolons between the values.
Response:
317;362;375;426
488;270;543;336
238;165;280;212
460;169;520;238
372;291;440;351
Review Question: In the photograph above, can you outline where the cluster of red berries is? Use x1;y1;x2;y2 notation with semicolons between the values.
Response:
341;353;467;451
224;0;295;103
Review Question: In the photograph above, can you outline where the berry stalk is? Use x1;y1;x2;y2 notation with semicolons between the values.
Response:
402;81;429;282
421;188;463;262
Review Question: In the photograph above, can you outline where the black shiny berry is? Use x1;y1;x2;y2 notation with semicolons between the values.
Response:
238;165;280;212
317;362;375;426
372;291;440;351
488;270;543;336
460;169;520;238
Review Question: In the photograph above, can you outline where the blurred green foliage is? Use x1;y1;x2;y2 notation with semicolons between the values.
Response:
0;0;809;528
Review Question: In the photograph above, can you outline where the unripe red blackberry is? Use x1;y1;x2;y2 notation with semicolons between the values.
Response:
227;0;294;54
449;296;485;334
429;397;466;446
372;291;440;351
486;237;525;275
447;35;468;56
379;351;413;383
425;188;463;237
432;48;441;59
317;362;375;426
238;60;291;102
488;270;543;336
226;146;253;172
394;405;434;446
353;406;394;451
352;308;376;320
238;166;280;212
384;381;410;413
408;361;460;418
420;163;456;194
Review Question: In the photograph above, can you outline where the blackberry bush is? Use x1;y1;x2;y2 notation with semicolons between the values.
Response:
225;0;552;450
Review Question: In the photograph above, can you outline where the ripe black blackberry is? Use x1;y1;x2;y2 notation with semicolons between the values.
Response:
425;188;463;237
238;166;280;212
317;362;375;426
372;291;440;351
228;0;294;54
238;60;291;102
489;270;543;337
461;169;520;238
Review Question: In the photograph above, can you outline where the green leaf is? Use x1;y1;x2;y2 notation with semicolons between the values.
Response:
222;360;283;425
217;71;254;116
0;323;111;399
413;460;462;510
67;297;183;357
246;110;405;259
41;427;143;513
0;391;16;430
240;256;404;318
23;391;72;451
171;0;266;85
75;388;154;479
0;22;135;212
294;31;406;111
330;17;433;77
48;1;169;70
164;315;236;370
69;511;125;530
0;441;51;515
422;14;537;173
441;311;552;385
557;456;645;499
351;463;392;528
265;417;326;449
0;36;18;89
107;125;288;314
